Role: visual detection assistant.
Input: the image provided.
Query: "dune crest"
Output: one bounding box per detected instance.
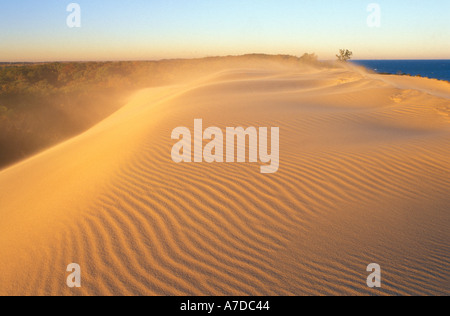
[0,58,449,295]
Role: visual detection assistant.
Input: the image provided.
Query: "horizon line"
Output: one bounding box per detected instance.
[1,54,450,64]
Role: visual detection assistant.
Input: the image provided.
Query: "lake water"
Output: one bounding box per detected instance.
[350,60,450,82]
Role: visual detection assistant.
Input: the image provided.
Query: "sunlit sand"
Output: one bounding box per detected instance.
[0,56,449,295]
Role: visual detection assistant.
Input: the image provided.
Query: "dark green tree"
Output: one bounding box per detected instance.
[336,49,353,62]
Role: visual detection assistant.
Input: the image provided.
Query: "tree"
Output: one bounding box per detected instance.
[336,49,353,62]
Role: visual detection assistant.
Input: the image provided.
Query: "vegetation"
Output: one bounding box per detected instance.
[299,53,319,64]
[336,49,353,62]
[0,61,163,168]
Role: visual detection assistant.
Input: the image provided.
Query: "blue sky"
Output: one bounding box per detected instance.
[0,0,449,61]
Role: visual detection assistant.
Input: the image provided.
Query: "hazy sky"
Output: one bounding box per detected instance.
[0,0,449,61]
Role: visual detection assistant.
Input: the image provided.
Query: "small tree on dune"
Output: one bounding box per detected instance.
[336,49,353,62]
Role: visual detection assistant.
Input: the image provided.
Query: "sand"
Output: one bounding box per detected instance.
[0,57,449,295]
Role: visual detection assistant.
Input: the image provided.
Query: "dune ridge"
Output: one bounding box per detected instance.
[0,58,449,295]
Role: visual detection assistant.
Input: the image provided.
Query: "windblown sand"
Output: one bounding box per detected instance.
[0,58,449,295]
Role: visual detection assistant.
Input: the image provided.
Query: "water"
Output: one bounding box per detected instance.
[350,60,450,82]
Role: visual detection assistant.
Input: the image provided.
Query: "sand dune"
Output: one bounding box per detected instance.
[0,57,449,295]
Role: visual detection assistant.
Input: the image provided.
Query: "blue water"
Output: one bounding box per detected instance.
[350,60,450,82]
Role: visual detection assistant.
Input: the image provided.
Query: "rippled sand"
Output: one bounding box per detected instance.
[0,57,449,295]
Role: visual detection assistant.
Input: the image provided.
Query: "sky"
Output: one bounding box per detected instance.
[0,0,449,61]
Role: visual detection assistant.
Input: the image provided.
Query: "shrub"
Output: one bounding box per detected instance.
[299,53,319,64]
[336,49,353,62]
